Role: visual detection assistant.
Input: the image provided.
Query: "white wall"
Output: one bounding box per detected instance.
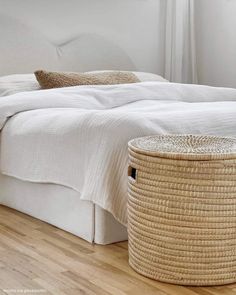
[195,0,236,88]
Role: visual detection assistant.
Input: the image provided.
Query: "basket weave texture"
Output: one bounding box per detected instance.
[128,135,236,286]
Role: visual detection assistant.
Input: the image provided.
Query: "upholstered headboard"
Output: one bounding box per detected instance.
[0,0,165,77]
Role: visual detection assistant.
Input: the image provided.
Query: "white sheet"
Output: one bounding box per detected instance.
[0,82,236,225]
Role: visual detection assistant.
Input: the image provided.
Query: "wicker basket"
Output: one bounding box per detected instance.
[127,134,236,286]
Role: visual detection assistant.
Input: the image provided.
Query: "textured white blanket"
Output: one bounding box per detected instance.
[1,82,236,225]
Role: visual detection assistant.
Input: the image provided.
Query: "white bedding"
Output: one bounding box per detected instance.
[0,82,236,225]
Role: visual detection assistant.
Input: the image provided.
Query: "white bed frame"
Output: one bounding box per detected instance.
[0,0,160,244]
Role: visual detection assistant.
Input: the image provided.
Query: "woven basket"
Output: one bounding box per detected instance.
[127,135,236,286]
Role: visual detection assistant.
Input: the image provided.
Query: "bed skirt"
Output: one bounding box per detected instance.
[0,173,127,244]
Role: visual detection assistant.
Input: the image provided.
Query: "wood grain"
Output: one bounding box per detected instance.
[0,205,236,295]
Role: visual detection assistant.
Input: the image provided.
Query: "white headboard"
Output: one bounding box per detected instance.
[0,0,165,77]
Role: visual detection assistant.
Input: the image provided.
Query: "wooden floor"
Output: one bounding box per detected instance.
[0,206,236,295]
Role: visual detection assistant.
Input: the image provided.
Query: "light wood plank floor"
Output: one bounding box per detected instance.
[0,205,236,295]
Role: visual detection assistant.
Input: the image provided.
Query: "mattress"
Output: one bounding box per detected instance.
[0,173,127,244]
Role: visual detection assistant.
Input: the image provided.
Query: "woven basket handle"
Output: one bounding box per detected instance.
[128,166,137,183]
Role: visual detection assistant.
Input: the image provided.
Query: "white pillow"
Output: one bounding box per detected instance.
[0,74,40,97]
[0,71,168,97]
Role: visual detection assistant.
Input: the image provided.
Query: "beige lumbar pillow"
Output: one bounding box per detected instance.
[34,70,140,89]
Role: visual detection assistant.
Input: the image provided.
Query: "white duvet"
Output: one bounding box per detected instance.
[0,81,236,225]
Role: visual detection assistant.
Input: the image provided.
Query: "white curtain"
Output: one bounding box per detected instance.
[164,0,198,84]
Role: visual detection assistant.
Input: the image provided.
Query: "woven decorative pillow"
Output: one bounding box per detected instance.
[34,70,140,89]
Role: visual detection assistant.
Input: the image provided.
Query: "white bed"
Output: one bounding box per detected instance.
[1,79,236,233]
[0,74,166,245]
[1,3,236,246]
[0,2,167,244]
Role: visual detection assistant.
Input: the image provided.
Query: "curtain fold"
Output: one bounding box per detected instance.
[164,0,198,84]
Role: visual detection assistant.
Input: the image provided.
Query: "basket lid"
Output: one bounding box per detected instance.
[128,135,236,160]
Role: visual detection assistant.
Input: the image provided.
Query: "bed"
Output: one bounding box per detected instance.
[1,4,236,245]
[0,5,166,244]
[0,74,166,245]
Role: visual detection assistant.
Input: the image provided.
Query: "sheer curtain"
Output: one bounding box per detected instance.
[164,0,198,83]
